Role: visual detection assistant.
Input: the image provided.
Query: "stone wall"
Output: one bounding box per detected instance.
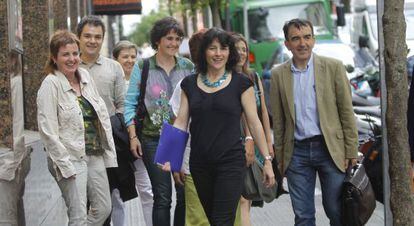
[53,0,69,30]
[22,0,49,130]
[0,1,13,148]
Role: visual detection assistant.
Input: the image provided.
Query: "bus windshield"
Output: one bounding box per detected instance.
[248,2,330,41]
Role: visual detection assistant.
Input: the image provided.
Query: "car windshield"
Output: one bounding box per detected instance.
[248,2,330,41]
[370,9,414,40]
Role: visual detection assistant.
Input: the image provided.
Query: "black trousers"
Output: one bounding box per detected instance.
[190,159,246,226]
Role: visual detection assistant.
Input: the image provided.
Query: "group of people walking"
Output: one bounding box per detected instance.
[1,13,360,226]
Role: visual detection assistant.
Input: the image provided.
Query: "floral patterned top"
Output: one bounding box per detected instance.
[124,55,194,137]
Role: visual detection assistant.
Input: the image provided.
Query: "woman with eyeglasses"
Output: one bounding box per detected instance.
[124,17,194,226]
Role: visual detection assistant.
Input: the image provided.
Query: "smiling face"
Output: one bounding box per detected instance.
[79,24,104,59]
[156,30,182,57]
[284,24,315,66]
[116,48,137,76]
[54,43,80,76]
[205,39,229,72]
[235,40,247,67]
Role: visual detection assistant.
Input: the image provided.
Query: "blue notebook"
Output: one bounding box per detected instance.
[154,122,189,172]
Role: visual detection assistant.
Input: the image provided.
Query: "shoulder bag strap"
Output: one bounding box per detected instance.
[254,72,263,122]
[138,58,150,105]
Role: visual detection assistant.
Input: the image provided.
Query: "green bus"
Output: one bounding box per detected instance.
[226,0,345,75]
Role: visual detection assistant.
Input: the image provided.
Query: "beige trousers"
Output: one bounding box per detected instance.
[48,155,111,226]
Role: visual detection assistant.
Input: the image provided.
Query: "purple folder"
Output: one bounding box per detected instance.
[154,122,189,172]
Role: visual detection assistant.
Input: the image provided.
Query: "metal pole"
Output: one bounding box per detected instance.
[243,0,249,40]
[377,0,392,224]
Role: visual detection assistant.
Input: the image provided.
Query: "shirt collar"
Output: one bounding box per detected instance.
[80,54,103,66]
[291,53,314,73]
[152,54,182,69]
[55,69,89,92]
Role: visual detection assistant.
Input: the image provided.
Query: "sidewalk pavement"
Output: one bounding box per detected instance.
[23,136,384,226]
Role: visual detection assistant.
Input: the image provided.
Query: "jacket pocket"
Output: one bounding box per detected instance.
[58,103,78,122]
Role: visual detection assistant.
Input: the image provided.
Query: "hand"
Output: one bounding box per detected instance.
[157,162,171,172]
[245,139,255,166]
[262,160,276,188]
[344,158,358,169]
[130,137,143,158]
[173,172,186,186]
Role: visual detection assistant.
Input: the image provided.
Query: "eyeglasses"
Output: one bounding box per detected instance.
[165,36,183,42]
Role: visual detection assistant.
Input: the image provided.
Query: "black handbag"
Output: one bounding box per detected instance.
[342,160,376,226]
[135,58,150,139]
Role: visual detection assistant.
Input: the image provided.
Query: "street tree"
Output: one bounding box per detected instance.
[383,0,414,224]
[128,10,168,46]
[209,0,223,28]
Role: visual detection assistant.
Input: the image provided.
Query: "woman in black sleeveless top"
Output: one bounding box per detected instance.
[173,28,275,226]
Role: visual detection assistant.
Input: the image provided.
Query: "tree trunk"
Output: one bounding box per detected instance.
[182,9,188,36]
[167,0,173,16]
[190,0,198,33]
[209,0,222,28]
[383,0,414,224]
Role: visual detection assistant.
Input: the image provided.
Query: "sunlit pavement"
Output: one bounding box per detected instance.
[23,134,384,226]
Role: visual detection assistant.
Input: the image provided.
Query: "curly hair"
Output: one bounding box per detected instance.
[150,17,184,50]
[197,27,239,74]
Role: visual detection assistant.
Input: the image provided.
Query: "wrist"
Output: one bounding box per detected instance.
[264,155,273,162]
[245,136,253,142]
[129,135,137,140]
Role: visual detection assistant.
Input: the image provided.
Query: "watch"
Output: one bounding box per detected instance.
[264,155,273,162]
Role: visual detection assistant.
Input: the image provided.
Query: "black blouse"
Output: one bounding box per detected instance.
[181,72,253,164]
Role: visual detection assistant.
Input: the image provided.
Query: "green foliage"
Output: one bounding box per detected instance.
[128,10,169,47]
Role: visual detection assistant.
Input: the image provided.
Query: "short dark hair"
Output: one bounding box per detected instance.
[150,17,184,50]
[197,27,239,74]
[283,18,314,40]
[112,40,138,59]
[77,15,105,38]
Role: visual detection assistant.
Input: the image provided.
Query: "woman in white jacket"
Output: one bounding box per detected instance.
[37,30,117,226]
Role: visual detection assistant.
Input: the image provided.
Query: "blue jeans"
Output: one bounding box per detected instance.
[142,136,185,226]
[286,139,345,226]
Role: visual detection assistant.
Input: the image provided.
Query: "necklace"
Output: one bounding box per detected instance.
[201,72,228,88]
